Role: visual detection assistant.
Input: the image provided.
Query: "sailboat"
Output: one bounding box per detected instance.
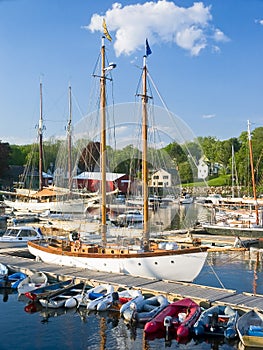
[202,120,263,237]
[3,84,97,215]
[3,82,55,213]
[27,29,208,283]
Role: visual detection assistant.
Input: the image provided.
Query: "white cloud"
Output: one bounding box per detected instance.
[213,28,229,42]
[86,1,228,57]
[202,114,216,119]
[255,19,263,25]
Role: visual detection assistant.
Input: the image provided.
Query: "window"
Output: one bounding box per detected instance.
[20,230,30,237]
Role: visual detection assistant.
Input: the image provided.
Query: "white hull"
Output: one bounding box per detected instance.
[4,199,87,214]
[0,240,33,248]
[0,237,44,248]
[28,243,207,282]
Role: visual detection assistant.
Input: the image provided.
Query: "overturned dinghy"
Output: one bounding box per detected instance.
[0,272,27,289]
[17,271,48,295]
[122,295,169,324]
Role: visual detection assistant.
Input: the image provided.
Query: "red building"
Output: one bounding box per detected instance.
[74,172,132,194]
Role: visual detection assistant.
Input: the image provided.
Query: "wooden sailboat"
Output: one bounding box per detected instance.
[3,84,96,214]
[27,28,208,283]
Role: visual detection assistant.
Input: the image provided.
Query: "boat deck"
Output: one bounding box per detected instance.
[0,247,262,312]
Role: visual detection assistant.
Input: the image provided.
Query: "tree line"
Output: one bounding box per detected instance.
[1,126,263,193]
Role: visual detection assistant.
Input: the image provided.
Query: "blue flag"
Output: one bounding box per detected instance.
[146,39,152,56]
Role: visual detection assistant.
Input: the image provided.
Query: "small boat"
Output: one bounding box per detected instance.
[0,225,43,248]
[86,286,116,312]
[0,272,27,289]
[64,283,114,308]
[144,298,201,342]
[180,194,194,205]
[24,279,73,301]
[117,210,143,225]
[121,294,169,324]
[17,271,48,295]
[236,309,263,348]
[119,290,144,316]
[83,286,141,312]
[0,262,8,278]
[117,289,143,307]
[39,282,86,309]
[193,304,239,339]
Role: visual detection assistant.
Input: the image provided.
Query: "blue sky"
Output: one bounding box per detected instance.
[1,0,263,145]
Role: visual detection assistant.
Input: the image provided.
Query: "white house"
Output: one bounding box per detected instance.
[150,168,172,188]
[198,157,209,179]
[197,156,221,179]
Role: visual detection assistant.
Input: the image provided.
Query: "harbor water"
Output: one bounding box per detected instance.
[0,204,262,349]
[1,251,261,350]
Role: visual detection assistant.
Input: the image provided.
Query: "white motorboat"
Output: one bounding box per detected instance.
[117,210,143,225]
[0,225,44,248]
[179,194,194,205]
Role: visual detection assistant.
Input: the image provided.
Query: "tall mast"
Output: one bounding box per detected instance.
[231,144,234,198]
[100,36,107,246]
[247,120,259,225]
[142,55,149,251]
[67,85,72,191]
[38,82,43,191]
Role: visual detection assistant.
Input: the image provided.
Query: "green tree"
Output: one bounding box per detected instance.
[178,161,193,184]
[0,141,11,177]
[197,136,218,163]
[163,142,187,166]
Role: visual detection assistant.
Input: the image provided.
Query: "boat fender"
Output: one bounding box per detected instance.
[74,240,81,250]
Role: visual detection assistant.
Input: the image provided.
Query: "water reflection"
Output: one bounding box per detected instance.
[0,289,249,350]
[195,250,263,294]
[149,203,210,232]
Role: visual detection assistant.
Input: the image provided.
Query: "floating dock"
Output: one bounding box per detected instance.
[0,247,262,312]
